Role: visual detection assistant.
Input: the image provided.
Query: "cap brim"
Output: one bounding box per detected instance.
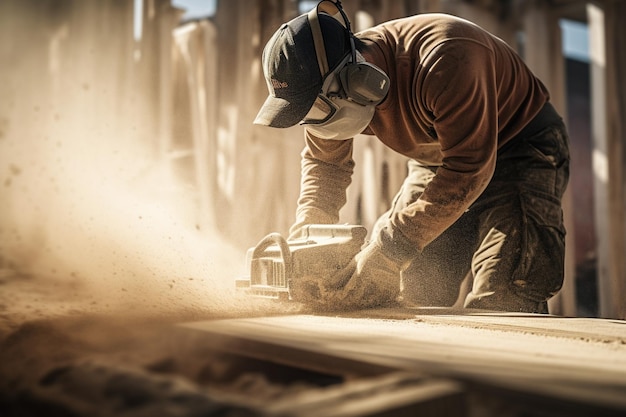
[254,90,318,128]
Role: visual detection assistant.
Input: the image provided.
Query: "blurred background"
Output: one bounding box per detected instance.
[0,0,624,319]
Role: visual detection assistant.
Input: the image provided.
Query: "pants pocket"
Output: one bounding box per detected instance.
[523,125,570,197]
[515,190,566,301]
[469,190,565,310]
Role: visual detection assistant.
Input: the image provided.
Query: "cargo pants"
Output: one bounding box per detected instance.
[374,103,570,313]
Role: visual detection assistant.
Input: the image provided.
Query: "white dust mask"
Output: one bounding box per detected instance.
[304,95,375,140]
[301,51,380,140]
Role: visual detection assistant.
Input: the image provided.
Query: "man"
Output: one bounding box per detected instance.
[254,0,570,313]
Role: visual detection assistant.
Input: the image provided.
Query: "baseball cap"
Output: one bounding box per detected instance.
[254,12,351,128]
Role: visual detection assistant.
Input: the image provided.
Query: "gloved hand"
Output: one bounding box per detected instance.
[307,241,404,311]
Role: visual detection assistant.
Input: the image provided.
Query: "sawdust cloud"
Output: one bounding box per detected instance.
[0,127,263,322]
[1,143,249,320]
[0,6,297,416]
[0,3,287,327]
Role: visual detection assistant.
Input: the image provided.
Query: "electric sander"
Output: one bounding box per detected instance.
[235,224,367,301]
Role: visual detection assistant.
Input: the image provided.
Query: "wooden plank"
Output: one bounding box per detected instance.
[178,310,626,414]
[264,373,465,417]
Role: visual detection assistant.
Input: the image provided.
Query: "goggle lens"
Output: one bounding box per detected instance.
[301,95,337,125]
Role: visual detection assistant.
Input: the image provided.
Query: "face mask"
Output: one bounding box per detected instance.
[301,51,381,140]
[304,96,375,140]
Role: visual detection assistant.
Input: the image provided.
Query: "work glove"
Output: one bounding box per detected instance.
[305,241,404,311]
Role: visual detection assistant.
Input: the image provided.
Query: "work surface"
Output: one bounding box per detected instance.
[178,308,626,416]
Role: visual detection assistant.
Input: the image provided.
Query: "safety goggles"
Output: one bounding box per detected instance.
[300,52,354,126]
[300,94,338,125]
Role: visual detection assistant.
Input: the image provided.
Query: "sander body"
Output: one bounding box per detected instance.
[235,224,367,301]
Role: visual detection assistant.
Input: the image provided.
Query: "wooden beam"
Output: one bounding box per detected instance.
[588,1,626,319]
[178,312,626,415]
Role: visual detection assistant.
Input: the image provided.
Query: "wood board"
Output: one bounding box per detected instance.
[177,308,626,416]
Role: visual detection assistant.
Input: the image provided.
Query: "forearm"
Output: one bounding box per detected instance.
[290,135,355,237]
[377,162,493,261]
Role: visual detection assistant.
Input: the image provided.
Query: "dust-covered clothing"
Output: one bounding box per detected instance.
[293,13,551,255]
[290,13,570,312]
[376,103,569,312]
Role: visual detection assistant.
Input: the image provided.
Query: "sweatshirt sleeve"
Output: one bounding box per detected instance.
[289,131,355,238]
[379,40,498,259]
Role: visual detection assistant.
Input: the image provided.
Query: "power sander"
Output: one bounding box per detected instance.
[235,224,367,301]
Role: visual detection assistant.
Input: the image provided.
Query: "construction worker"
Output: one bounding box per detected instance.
[254,1,570,313]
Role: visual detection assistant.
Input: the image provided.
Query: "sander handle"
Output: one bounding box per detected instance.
[251,233,292,279]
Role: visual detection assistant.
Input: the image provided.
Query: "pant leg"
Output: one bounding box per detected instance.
[372,160,476,306]
[464,119,570,313]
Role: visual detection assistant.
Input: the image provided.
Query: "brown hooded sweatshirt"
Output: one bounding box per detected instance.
[293,13,549,259]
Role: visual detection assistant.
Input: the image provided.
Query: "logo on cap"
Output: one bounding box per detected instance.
[271,79,288,89]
